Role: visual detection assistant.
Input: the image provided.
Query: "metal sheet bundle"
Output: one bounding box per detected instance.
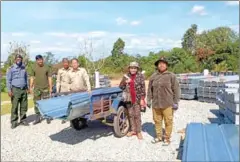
[182,123,239,162]
[36,87,122,120]
[216,84,239,125]
[198,75,239,103]
[178,75,210,100]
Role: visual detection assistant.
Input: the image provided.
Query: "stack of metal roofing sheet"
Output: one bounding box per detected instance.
[210,71,239,76]
[182,123,239,162]
[198,75,239,103]
[99,75,111,88]
[36,87,122,120]
[216,83,239,125]
[178,75,209,100]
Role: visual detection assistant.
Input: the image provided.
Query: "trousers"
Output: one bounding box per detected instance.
[11,87,28,124]
[152,107,173,140]
[127,103,142,133]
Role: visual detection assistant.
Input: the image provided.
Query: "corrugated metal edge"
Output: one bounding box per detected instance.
[182,123,239,162]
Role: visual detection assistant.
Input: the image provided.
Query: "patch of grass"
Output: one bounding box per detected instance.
[1,92,10,102]
[1,100,34,115]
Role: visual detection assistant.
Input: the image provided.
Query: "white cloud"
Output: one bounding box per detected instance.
[225,1,239,6]
[116,17,128,25]
[191,5,208,16]
[230,25,239,32]
[130,21,141,26]
[11,32,28,37]
[55,42,63,46]
[30,47,74,53]
[30,40,41,44]
[1,31,181,61]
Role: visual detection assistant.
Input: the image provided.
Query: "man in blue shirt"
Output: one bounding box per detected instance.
[6,54,29,129]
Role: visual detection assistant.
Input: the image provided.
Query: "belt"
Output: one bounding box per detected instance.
[12,86,27,90]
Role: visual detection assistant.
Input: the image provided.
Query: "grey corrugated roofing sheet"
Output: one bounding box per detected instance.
[182,123,239,162]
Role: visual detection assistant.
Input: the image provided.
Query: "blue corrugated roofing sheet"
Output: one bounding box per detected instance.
[182,123,239,162]
[36,87,122,119]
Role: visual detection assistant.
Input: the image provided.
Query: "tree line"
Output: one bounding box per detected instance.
[1,24,239,82]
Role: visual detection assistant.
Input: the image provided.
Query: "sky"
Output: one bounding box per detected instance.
[1,1,239,61]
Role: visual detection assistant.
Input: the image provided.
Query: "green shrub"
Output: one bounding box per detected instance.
[1,77,7,92]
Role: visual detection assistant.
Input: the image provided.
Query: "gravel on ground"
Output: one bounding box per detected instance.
[1,100,223,161]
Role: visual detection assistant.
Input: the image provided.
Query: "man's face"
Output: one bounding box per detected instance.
[71,60,79,69]
[63,60,69,69]
[158,61,167,72]
[36,58,44,66]
[15,57,22,64]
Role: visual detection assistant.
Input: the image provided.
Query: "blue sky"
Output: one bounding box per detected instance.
[1,1,239,61]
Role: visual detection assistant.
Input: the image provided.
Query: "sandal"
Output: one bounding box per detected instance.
[137,133,143,140]
[151,138,162,144]
[127,131,136,137]
[162,139,171,146]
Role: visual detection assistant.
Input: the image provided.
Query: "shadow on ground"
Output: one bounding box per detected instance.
[25,114,37,124]
[176,137,184,160]
[142,122,165,138]
[49,120,113,145]
[208,109,225,124]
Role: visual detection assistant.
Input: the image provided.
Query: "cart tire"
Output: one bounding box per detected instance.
[113,106,130,137]
[70,118,88,131]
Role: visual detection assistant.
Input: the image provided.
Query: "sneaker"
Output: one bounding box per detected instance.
[19,120,29,126]
[11,123,18,129]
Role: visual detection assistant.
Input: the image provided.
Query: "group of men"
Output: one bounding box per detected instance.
[6,53,180,144]
[6,54,91,129]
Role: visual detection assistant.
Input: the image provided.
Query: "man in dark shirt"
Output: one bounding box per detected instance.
[29,55,52,125]
[6,54,29,129]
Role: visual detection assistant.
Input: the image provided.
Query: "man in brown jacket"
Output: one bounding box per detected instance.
[147,57,180,145]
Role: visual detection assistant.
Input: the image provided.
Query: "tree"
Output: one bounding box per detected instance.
[5,41,30,68]
[181,24,198,54]
[196,27,238,50]
[78,38,106,75]
[43,52,59,66]
[111,38,125,58]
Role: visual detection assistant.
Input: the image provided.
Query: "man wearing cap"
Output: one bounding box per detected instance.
[56,58,72,93]
[147,57,180,145]
[67,58,91,92]
[29,55,53,125]
[6,54,29,129]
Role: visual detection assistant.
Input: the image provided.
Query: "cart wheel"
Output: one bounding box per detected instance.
[70,118,88,131]
[113,106,130,137]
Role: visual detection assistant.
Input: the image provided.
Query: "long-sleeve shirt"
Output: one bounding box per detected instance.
[147,70,180,109]
[67,67,91,91]
[6,64,28,92]
[56,67,72,93]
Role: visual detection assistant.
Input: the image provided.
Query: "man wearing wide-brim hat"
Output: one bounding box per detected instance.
[147,57,180,145]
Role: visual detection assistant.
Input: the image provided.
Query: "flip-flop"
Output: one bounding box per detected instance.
[162,139,171,146]
[127,132,137,137]
[151,138,162,144]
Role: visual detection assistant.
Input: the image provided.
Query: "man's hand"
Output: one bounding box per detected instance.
[88,90,92,95]
[30,88,33,94]
[8,91,13,97]
[173,103,178,110]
